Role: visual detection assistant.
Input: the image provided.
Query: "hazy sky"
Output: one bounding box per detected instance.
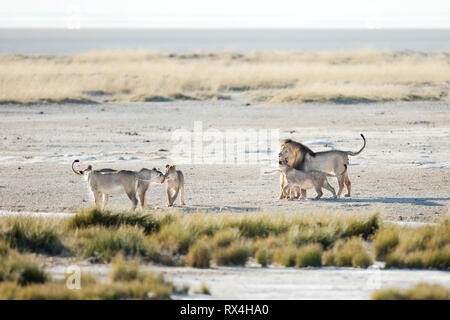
[1,0,449,28]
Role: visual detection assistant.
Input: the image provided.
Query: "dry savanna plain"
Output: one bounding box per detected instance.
[0,50,449,300]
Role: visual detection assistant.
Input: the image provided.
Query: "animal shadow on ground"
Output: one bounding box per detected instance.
[328,197,450,207]
[177,205,260,213]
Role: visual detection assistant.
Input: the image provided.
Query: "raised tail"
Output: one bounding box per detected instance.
[71,160,83,176]
[346,134,366,156]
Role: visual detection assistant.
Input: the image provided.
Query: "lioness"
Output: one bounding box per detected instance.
[164,164,185,207]
[279,160,347,200]
[278,134,365,199]
[72,160,164,210]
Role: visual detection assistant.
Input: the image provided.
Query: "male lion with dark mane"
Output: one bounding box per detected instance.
[278,134,366,199]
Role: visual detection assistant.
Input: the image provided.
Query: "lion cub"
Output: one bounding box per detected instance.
[279,160,347,200]
[164,164,185,207]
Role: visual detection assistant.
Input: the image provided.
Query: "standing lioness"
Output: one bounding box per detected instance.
[279,134,365,199]
[72,160,164,210]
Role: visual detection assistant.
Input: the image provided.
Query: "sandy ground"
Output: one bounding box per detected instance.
[2,99,449,299]
[1,99,449,222]
[45,262,450,300]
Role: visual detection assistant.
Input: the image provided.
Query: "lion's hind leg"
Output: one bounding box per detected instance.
[137,182,149,210]
[344,172,351,197]
[93,191,102,207]
[179,181,185,205]
[126,191,139,211]
[336,175,345,198]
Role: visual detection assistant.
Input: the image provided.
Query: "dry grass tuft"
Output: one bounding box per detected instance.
[0,216,65,255]
[255,248,271,267]
[296,244,323,267]
[187,240,212,268]
[194,283,211,295]
[323,237,373,268]
[70,208,161,234]
[74,226,148,262]
[214,242,251,266]
[372,283,450,300]
[375,220,450,269]
[0,246,47,285]
[110,252,141,282]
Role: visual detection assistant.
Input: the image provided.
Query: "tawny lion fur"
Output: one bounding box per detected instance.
[72,160,164,210]
[164,164,185,207]
[278,134,366,199]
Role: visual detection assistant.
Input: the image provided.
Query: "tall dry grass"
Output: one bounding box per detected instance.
[1,210,447,270]
[0,50,448,104]
[372,283,450,300]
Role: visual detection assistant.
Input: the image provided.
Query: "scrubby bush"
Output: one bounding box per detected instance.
[373,225,399,259]
[70,208,160,234]
[214,242,251,266]
[156,222,198,254]
[75,226,147,262]
[233,216,288,238]
[255,248,271,267]
[110,253,140,281]
[379,220,450,270]
[187,240,212,268]
[0,249,47,285]
[372,283,450,300]
[296,244,322,267]
[0,216,65,255]
[212,228,239,248]
[0,273,174,300]
[273,246,298,267]
[323,237,373,268]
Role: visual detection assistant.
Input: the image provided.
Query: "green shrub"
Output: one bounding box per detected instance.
[214,242,251,266]
[212,228,239,248]
[255,248,271,267]
[296,244,322,267]
[372,283,450,300]
[156,222,198,254]
[385,246,450,269]
[289,225,336,248]
[187,240,212,268]
[373,225,399,259]
[273,246,298,267]
[0,249,47,285]
[70,208,160,234]
[0,274,174,300]
[323,237,373,268]
[1,216,65,255]
[234,216,288,238]
[110,253,140,281]
[380,220,450,270]
[75,226,147,262]
[340,213,380,239]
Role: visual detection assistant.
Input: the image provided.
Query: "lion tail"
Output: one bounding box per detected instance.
[71,160,83,176]
[346,134,366,156]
